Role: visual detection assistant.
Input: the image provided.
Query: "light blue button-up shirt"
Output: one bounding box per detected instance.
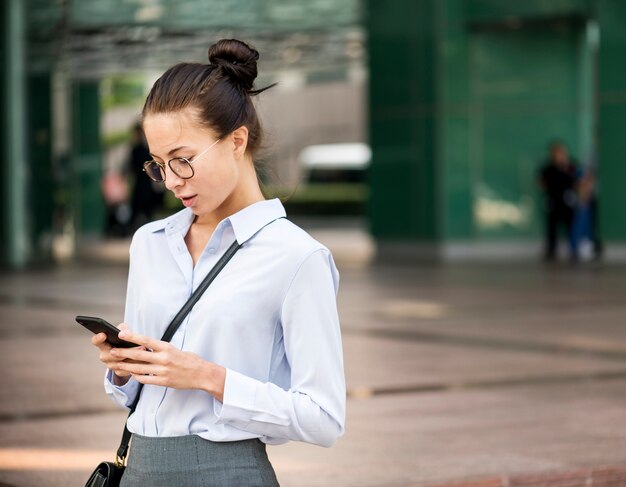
[104,198,345,447]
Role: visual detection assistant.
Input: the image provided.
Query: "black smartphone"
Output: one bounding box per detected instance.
[75,315,137,348]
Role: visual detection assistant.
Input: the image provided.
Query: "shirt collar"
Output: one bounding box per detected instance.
[152,198,286,244]
[155,207,195,236]
[227,198,286,244]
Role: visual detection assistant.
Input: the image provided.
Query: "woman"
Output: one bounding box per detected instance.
[91,39,346,486]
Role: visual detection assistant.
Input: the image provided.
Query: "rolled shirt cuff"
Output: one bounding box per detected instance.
[104,368,140,409]
[213,368,257,422]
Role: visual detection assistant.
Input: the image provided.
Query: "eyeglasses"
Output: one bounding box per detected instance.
[143,138,221,182]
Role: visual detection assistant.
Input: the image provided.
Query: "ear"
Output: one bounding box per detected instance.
[230,126,249,158]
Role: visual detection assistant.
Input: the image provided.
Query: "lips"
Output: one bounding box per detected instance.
[179,195,197,207]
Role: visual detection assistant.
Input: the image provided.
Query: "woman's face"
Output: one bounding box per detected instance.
[142,108,242,219]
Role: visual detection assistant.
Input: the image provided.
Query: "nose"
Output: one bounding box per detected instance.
[164,165,185,191]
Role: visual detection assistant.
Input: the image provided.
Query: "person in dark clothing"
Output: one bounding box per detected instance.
[538,141,578,261]
[129,124,164,231]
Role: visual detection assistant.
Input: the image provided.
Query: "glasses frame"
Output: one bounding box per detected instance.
[143,138,221,182]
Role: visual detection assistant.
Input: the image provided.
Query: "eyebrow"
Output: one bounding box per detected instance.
[149,146,189,159]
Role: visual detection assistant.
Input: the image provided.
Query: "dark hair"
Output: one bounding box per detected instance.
[142,39,275,157]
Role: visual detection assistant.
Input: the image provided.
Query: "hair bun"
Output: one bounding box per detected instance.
[208,39,259,92]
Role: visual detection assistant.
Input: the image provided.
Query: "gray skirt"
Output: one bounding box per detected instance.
[120,434,280,487]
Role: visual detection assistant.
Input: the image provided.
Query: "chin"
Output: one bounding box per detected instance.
[191,202,218,217]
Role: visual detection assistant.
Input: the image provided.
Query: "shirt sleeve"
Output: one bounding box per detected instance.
[103,234,142,409]
[104,369,140,409]
[213,248,346,447]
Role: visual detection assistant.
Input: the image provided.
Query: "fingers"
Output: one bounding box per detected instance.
[111,346,211,391]
[111,347,161,364]
[91,325,147,376]
[117,361,160,376]
[112,368,132,378]
[91,324,137,352]
[91,332,111,351]
[115,361,169,386]
[90,325,166,384]
[118,329,165,351]
[131,373,167,387]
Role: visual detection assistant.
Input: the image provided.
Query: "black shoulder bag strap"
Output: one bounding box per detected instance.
[114,240,242,465]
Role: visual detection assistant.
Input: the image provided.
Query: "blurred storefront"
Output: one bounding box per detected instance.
[3,1,626,267]
[368,0,626,260]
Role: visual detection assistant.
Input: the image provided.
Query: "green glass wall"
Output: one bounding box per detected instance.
[465,0,590,21]
[367,0,624,251]
[367,0,439,242]
[72,81,104,235]
[597,0,626,240]
[468,25,582,239]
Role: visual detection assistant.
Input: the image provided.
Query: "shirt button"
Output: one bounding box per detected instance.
[208,248,216,254]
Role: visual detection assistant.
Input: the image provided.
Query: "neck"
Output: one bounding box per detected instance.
[193,162,265,228]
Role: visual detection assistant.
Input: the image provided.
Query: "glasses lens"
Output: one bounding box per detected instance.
[169,158,194,179]
[144,161,165,182]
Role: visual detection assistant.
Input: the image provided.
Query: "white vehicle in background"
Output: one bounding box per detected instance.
[288,142,371,216]
[298,143,371,184]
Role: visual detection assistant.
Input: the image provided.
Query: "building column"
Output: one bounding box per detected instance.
[1,0,29,268]
[366,0,440,259]
[597,0,626,241]
[72,80,104,236]
[28,74,55,263]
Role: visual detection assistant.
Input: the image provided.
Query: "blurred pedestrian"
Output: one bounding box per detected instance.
[101,169,130,238]
[537,140,578,261]
[90,38,345,486]
[129,123,163,231]
[572,162,602,261]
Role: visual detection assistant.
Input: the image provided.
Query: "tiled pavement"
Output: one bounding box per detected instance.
[1,231,626,486]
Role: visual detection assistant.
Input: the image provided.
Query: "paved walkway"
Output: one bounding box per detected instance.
[1,231,626,486]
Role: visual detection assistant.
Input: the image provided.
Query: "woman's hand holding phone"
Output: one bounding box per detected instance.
[89,322,225,400]
[108,329,227,401]
[91,323,148,387]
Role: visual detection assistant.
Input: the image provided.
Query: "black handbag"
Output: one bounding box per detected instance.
[85,461,124,487]
[85,241,242,487]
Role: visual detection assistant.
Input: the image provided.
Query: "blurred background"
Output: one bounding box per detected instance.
[3,0,625,267]
[2,0,370,267]
[3,1,626,486]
